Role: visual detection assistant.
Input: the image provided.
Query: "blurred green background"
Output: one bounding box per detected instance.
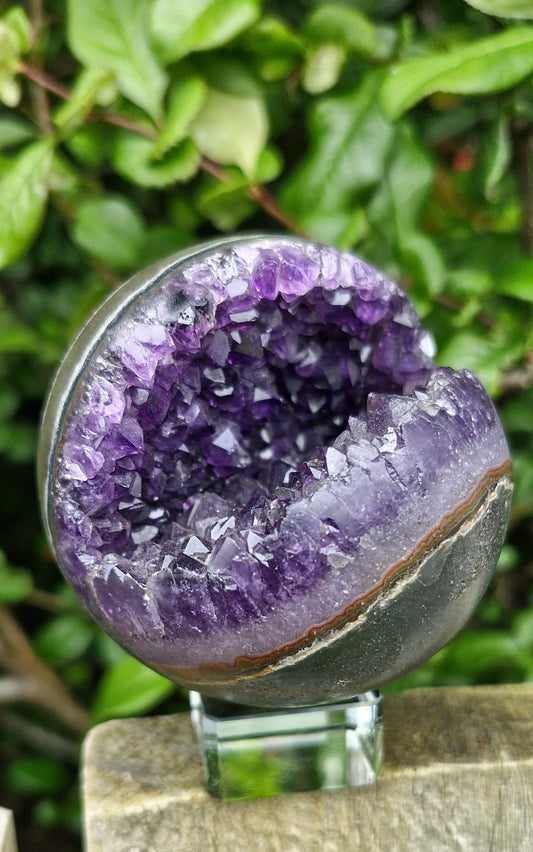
[1,0,533,847]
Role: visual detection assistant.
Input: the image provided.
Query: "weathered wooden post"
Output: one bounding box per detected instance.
[82,683,533,852]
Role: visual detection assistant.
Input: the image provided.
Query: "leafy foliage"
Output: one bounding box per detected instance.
[2,0,533,846]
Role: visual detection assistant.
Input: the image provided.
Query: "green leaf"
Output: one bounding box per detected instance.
[3,7,31,53]
[511,450,533,516]
[113,133,199,187]
[442,630,526,678]
[513,609,533,652]
[151,0,260,64]
[66,0,167,121]
[281,72,393,242]
[381,27,533,120]
[302,44,346,95]
[153,75,207,159]
[189,87,268,177]
[34,614,94,664]
[240,17,302,82]
[0,139,54,269]
[7,758,68,796]
[501,393,533,434]
[92,654,176,723]
[71,195,145,272]
[66,125,112,169]
[0,17,23,106]
[368,123,433,240]
[140,224,195,265]
[461,0,533,17]
[0,550,33,603]
[496,259,533,302]
[0,115,34,147]
[194,168,253,231]
[54,66,115,135]
[436,330,510,395]
[303,4,376,56]
[400,233,445,297]
[0,421,36,462]
[254,146,283,184]
[480,115,512,199]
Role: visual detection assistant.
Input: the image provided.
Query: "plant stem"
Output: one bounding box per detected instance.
[27,0,53,135]
[0,606,89,734]
[249,184,307,237]
[17,63,303,235]
[0,710,79,761]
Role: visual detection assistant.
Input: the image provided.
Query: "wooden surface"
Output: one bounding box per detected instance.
[0,809,17,852]
[83,683,533,852]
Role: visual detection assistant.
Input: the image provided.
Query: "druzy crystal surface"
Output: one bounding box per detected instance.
[43,237,511,701]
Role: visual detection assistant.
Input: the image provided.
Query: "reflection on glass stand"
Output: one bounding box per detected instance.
[190,690,384,801]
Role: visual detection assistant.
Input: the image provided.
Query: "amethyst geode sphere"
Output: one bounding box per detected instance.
[38,236,512,706]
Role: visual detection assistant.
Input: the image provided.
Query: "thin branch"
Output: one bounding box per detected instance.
[249,184,307,237]
[26,587,70,613]
[91,110,155,139]
[199,156,232,184]
[0,710,78,761]
[27,0,53,135]
[17,62,304,235]
[200,157,307,235]
[17,60,70,100]
[500,351,533,393]
[0,675,37,703]
[433,293,494,329]
[0,606,89,734]
[18,61,156,139]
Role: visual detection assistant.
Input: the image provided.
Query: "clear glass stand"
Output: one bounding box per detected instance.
[190,690,384,800]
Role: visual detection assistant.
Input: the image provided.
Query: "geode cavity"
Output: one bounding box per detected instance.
[38,236,512,706]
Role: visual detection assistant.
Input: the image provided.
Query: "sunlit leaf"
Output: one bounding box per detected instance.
[153,75,207,159]
[479,115,512,199]
[151,0,259,64]
[0,549,33,603]
[190,87,268,177]
[67,0,167,120]
[92,654,176,723]
[303,4,376,55]
[54,66,115,134]
[34,614,94,664]
[0,139,54,269]
[436,330,502,394]
[3,6,31,53]
[381,27,533,120]
[462,0,533,17]
[497,259,533,302]
[302,44,346,94]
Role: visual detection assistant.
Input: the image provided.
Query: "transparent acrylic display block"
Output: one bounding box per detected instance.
[190,690,384,800]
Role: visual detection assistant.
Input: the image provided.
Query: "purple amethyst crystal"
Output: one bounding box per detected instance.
[39,236,512,706]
